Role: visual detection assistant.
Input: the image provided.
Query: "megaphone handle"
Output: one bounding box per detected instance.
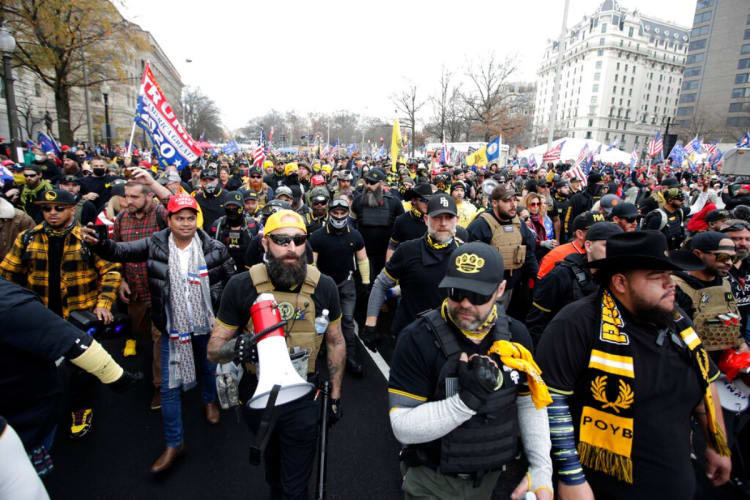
[249,320,288,344]
[249,384,281,465]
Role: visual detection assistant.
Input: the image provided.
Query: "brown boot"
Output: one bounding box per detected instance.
[150,391,161,411]
[150,444,185,473]
[204,402,220,425]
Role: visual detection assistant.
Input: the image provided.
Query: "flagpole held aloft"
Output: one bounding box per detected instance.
[126,121,136,157]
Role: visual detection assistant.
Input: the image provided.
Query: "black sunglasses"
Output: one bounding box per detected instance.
[250,175,262,179]
[268,233,307,246]
[24,173,39,178]
[364,179,378,185]
[447,287,494,306]
[418,197,430,204]
[42,205,69,213]
[311,199,328,206]
[624,217,638,223]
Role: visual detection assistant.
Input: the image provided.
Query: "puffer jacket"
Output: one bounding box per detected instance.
[94,228,235,333]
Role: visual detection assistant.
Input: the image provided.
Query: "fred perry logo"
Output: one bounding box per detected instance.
[456,253,484,273]
[45,191,57,201]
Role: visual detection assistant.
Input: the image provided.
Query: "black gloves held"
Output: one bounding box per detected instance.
[109,370,143,393]
[234,334,258,363]
[457,355,501,412]
[360,325,379,352]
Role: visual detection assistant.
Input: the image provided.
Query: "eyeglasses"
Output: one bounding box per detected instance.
[268,233,307,247]
[709,252,734,263]
[447,287,494,306]
[23,173,39,178]
[364,179,378,185]
[311,199,328,206]
[250,175,262,179]
[418,197,430,204]
[623,217,638,223]
[41,205,69,213]
[528,202,541,207]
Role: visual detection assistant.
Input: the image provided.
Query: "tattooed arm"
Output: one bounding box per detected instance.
[325,320,346,399]
[207,322,238,364]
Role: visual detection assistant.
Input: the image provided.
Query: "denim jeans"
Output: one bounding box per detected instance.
[159,333,217,447]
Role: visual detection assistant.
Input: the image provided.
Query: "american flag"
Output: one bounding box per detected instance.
[647,132,663,158]
[629,148,639,171]
[704,141,718,157]
[253,128,266,167]
[569,145,590,187]
[542,141,565,163]
[684,135,702,155]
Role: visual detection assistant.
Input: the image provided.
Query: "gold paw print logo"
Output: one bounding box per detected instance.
[455,253,484,273]
[591,375,633,413]
[45,191,57,201]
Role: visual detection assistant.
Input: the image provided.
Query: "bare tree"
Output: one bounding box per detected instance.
[463,54,520,142]
[392,82,426,156]
[16,95,44,140]
[673,108,727,143]
[181,86,223,141]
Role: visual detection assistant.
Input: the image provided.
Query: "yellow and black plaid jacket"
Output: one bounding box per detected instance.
[0,223,121,319]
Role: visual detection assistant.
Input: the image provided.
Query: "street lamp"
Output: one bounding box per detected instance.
[101,81,111,152]
[0,24,19,162]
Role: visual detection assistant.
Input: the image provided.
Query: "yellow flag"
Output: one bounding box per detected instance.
[466,146,488,167]
[391,119,401,172]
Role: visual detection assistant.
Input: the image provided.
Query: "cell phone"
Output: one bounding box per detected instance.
[93,224,109,240]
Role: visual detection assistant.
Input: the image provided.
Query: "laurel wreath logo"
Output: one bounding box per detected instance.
[591,375,634,413]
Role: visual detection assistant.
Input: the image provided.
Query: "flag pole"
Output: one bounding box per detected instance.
[126,121,136,157]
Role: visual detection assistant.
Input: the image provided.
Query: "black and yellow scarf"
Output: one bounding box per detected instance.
[578,290,729,484]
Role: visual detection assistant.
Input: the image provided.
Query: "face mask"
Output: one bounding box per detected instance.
[329,214,348,230]
[225,206,243,220]
[93,168,106,176]
[204,181,218,195]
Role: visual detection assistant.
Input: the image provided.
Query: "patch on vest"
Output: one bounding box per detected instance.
[277,301,303,321]
[700,293,710,305]
[502,225,514,232]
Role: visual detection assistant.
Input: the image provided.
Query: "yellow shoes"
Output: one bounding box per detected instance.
[70,409,93,439]
[123,339,137,357]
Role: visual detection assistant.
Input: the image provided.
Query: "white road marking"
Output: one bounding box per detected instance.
[354,323,389,380]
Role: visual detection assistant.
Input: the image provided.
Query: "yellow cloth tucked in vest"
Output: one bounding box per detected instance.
[488,340,553,410]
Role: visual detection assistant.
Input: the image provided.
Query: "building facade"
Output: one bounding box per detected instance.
[532,0,689,152]
[0,14,182,149]
[677,0,750,139]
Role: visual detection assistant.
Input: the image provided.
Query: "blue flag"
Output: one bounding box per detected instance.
[222,139,239,155]
[738,132,750,148]
[486,136,501,162]
[37,132,60,155]
[668,142,685,165]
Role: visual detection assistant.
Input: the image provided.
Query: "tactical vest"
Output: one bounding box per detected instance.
[73,198,87,224]
[650,208,684,250]
[361,198,396,227]
[479,212,526,271]
[417,309,519,475]
[557,258,595,301]
[672,276,741,351]
[248,264,322,373]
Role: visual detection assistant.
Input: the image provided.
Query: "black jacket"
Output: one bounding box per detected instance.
[94,228,235,333]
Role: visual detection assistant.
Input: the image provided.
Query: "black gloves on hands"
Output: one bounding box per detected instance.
[360,325,379,352]
[108,370,143,393]
[328,398,342,427]
[234,334,258,363]
[457,355,501,412]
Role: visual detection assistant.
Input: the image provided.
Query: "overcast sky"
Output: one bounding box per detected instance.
[119,0,696,131]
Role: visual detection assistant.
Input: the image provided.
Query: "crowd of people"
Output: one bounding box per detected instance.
[1,140,749,500]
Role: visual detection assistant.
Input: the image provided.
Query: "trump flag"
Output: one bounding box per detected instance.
[135,63,202,170]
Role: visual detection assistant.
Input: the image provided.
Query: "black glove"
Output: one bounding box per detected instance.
[457,355,500,412]
[328,398,342,427]
[360,325,379,352]
[108,370,143,393]
[234,334,258,363]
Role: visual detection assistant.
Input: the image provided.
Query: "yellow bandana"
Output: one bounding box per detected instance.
[488,340,552,409]
[441,299,497,341]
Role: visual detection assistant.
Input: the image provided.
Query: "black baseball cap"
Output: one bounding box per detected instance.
[611,202,638,219]
[689,231,735,252]
[224,191,244,207]
[59,175,80,185]
[705,209,730,224]
[34,188,75,205]
[243,190,258,201]
[439,242,504,295]
[572,211,606,232]
[427,193,458,217]
[364,167,386,182]
[404,182,433,201]
[585,222,623,242]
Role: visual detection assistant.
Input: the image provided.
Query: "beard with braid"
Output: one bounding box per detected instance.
[266,248,307,290]
[362,185,384,208]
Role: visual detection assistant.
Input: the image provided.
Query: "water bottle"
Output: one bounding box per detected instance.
[314,309,330,335]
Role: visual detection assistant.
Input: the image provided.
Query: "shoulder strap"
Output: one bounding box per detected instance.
[559,259,588,287]
[249,263,274,293]
[671,275,702,308]
[420,309,461,358]
[301,265,321,295]
[479,211,501,231]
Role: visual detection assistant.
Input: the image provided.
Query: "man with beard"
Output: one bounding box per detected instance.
[1,188,122,440]
[467,184,538,309]
[263,159,287,190]
[552,180,572,242]
[527,222,622,345]
[209,191,258,272]
[564,172,605,240]
[386,183,432,261]
[310,198,369,375]
[350,167,404,278]
[387,241,553,499]
[79,156,115,212]
[304,187,329,233]
[20,165,53,223]
[82,193,235,473]
[61,151,81,176]
[207,209,345,500]
[194,168,230,231]
[58,175,97,226]
[451,181,476,229]
[643,187,686,251]
[362,193,462,351]
[333,169,354,200]
[537,230,731,499]
[722,220,750,335]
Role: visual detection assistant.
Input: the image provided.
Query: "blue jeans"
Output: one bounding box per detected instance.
[159,333,217,447]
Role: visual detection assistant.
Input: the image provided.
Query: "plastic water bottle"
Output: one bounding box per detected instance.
[314,309,330,335]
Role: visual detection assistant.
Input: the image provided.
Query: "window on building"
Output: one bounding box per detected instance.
[736,73,750,84]
[694,11,712,24]
[745,29,750,40]
[595,61,602,70]
[613,86,617,93]
[598,49,604,56]
[617,62,621,70]
[614,74,619,82]
[34,82,41,97]
[594,72,601,81]
[686,53,705,64]
[743,44,750,55]
[684,66,701,77]
[628,27,634,37]
[689,39,707,51]
[591,95,598,104]
[696,0,713,8]
[728,117,750,127]
[588,119,593,127]
[691,26,710,38]
[732,88,750,98]
[600,38,605,46]
[729,102,747,112]
[586,131,592,139]
[592,84,599,93]
[602,23,607,34]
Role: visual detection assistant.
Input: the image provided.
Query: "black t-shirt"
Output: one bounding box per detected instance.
[47,235,65,317]
[79,174,117,211]
[536,291,719,500]
[391,211,426,245]
[216,267,341,333]
[195,189,230,231]
[728,258,750,332]
[385,237,460,336]
[210,216,255,272]
[308,224,364,284]
[389,312,532,403]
